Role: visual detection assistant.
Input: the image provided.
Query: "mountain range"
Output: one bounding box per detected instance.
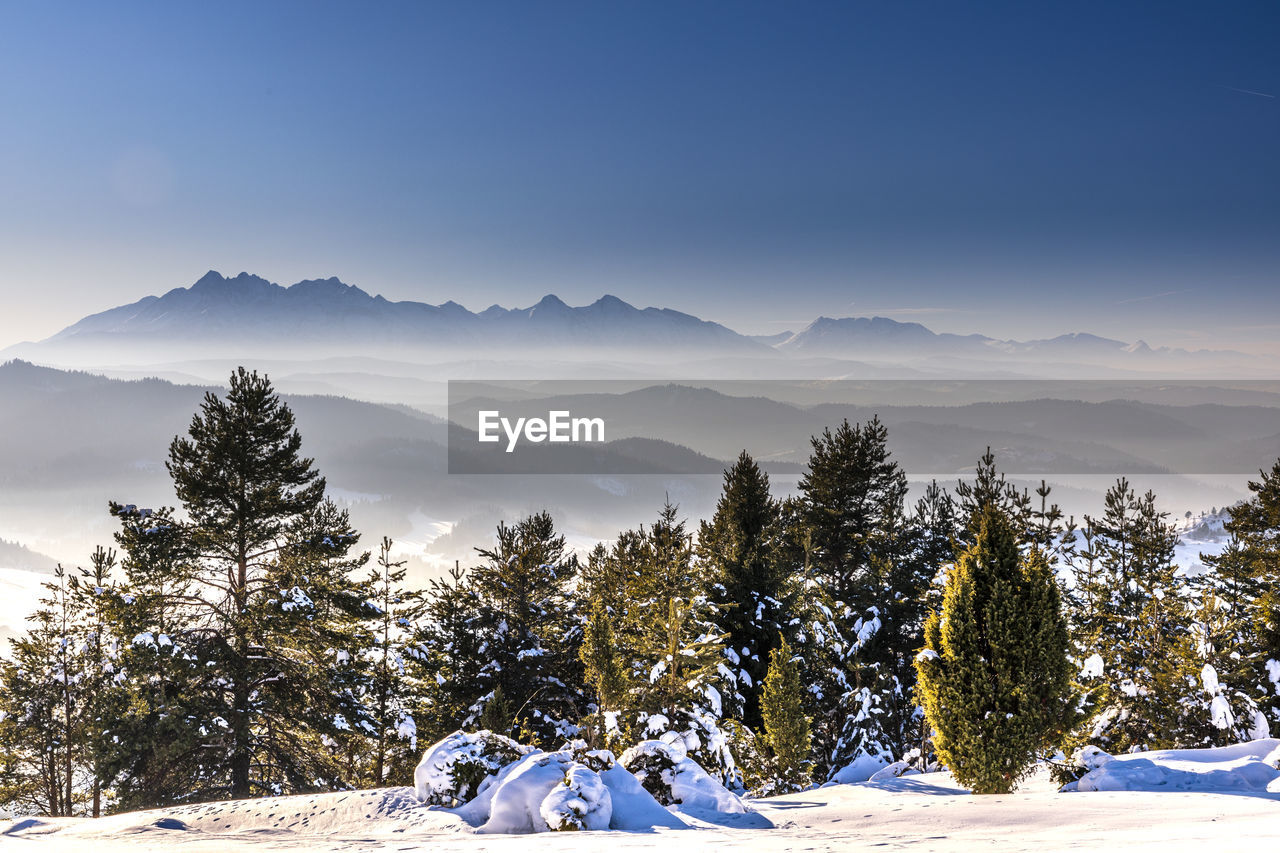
[33,271,760,354]
[4,270,1275,376]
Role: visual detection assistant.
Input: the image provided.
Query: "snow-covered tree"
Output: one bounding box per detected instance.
[358,537,427,786]
[107,368,377,802]
[1068,479,1212,751]
[797,417,926,771]
[0,567,88,816]
[697,451,787,730]
[582,501,738,785]
[1198,456,1280,734]
[466,512,584,746]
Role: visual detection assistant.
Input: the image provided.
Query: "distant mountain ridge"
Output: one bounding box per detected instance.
[8,270,1272,374]
[42,271,762,353]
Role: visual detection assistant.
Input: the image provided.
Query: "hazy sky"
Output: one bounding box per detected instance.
[1,1,1277,352]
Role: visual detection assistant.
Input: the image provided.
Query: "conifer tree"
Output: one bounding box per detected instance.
[1068,478,1203,751]
[579,601,628,747]
[759,637,812,793]
[66,547,119,817]
[797,417,926,770]
[585,501,737,783]
[360,537,426,786]
[1200,456,1280,733]
[464,511,584,746]
[697,451,786,730]
[108,367,375,801]
[915,504,1074,794]
[412,561,486,741]
[0,567,85,816]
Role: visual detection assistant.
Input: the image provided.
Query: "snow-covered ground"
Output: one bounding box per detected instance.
[7,747,1279,852]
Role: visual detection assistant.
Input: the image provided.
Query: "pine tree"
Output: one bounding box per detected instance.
[697,451,786,730]
[439,512,583,747]
[66,546,119,817]
[915,504,1074,794]
[759,637,812,793]
[1199,456,1280,733]
[360,537,427,786]
[584,501,737,783]
[579,601,628,747]
[797,417,924,771]
[1068,478,1202,751]
[108,367,375,801]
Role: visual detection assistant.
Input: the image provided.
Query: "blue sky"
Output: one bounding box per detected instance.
[1,1,1277,351]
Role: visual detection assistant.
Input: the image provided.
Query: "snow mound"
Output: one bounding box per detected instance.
[618,739,753,817]
[1062,738,1280,794]
[414,729,535,806]
[413,733,726,833]
[540,760,614,831]
[826,750,893,784]
[453,748,691,833]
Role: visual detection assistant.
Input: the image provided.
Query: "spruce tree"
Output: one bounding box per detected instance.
[759,637,813,793]
[697,450,786,730]
[915,504,1073,794]
[797,417,926,771]
[462,512,583,746]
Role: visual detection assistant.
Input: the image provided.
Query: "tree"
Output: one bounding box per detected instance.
[412,561,486,742]
[915,504,1074,794]
[1200,456,1280,733]
[66,547,119,817]
[697,451,786,730]
[1068,479,1205,751]
[954,448,1033,544]
[109,367,374,801]
[466,512,583,746]
[797,417,924,771]
[0,567,85,816]
[582,501,737,784]
[361,537,427,787]
[579,601,628,748]
[759,637,813,793]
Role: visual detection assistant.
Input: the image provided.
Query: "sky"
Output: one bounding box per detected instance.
[0,0,1277,352]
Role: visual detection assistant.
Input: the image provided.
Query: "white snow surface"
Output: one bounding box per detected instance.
[1064,738,1280,794]
[6,759,1280,851]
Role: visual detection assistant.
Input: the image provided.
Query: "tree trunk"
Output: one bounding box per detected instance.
[230,554,252,799]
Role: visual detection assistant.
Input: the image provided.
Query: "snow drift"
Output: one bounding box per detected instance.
[414,730,756,833]
[1062,738,1280,794]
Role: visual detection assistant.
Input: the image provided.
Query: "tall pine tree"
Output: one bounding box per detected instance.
[109,367,376,801]
[697,451,786,731]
